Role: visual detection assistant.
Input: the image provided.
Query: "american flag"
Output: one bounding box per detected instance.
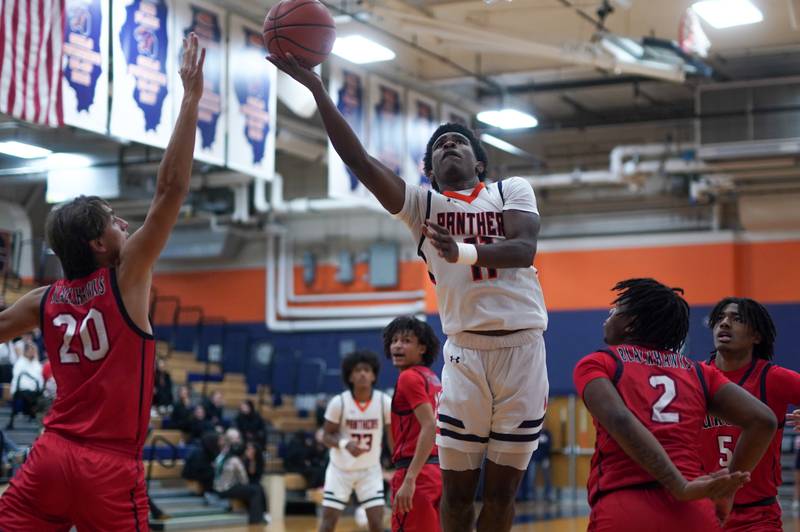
[0,0,65,127]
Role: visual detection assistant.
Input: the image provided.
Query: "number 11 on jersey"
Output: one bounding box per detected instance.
[463,236,496,281]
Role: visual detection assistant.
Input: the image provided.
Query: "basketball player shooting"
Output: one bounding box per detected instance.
[268,52,549,532]
[0,34,205,531]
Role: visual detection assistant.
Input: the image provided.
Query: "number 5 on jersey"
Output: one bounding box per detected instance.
[52,309,110,363]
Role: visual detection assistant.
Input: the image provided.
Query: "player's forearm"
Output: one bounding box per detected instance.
[155,95,200,200]
[475,239,537,268]
[321,431,342,449]
[603,409,687,493]
[728,416,777,473]
[404,422,435,482]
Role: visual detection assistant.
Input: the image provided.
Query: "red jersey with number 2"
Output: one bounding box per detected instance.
[573,345,729,505]
[391,366,442,464]
[41,267,156,457]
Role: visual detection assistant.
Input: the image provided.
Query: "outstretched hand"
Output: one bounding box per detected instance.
[266,52,322,91]
[422,222,459,263]
[671,468,750,502]
[179,32,206,102]
[786,409,800,429]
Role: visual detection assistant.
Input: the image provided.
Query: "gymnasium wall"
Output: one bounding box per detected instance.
[152,232,800,395]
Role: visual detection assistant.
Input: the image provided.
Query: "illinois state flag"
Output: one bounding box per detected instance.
[0,0,65,127]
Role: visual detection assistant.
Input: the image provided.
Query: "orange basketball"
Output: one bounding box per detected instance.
[263,0,337,68]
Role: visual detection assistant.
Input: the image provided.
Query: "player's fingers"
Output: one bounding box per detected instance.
[188,33,197,68]
[196,48,206,72]
[426,221,450,235]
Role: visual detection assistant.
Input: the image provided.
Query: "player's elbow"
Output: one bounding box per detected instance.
[156,174,190,201]
[748,406,777,437]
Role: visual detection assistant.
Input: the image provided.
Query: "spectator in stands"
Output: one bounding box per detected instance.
[188,404,215,443]
[182,432,222,494]
[284,429,327,488]
[5,338,43,430]
[38,357,56,416]
[0,309,14,383]
[214,438,268,524]
[171,385,193,432]
[153,358,174,415]
[243,441,265,485]
[235,400,266,444]
[204,390,227,429]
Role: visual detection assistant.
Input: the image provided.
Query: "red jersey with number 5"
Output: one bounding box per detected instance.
[573,345,729,505]
[41,267,155,457]
[699,357,800,507]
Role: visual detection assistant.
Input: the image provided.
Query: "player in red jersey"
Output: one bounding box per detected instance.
[574,279,777,532]
[383,316,443,532]
[0,35,205,531]
[699,297,800,531]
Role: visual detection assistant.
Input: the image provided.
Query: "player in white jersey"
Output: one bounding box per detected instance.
[319,350,393,532]
[268,53,548,532]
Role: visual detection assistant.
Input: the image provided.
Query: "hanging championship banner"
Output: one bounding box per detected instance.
[404,91,438,188]
[173,0,226,165]
[441,103,471,128]
[62,0,109,134]
[368,76,405,182]
[327,62,368,198]
[110,0,174,148]
[227,15,277,179]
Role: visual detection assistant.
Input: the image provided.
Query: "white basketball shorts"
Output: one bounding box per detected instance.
[436,329,548,459]
[322,463,385,511]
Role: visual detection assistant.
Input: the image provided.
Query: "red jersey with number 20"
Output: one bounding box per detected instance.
[41,267,156,457]
[573,345,729,505]
[391,366,442,465]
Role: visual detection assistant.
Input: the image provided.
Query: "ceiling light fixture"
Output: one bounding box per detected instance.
[691,0,764,29]
[480,134,530,157]
[0,140,53,159]
[332,35,395,64]
[477,109,538,130]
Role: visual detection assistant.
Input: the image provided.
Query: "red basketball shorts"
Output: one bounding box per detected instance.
[589,486,722,532]
[391,463,442,532]
[0,431,148,531]
[723,502,782,531]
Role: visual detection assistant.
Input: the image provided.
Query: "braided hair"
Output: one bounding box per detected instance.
[612,278,690,353]
[708,297,776,360]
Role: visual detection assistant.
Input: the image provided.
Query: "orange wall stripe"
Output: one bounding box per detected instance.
[153,268,265,323]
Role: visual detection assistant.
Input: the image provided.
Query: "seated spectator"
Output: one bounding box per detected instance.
[182,432,222,494]
[5,338,43,430]
[235,400,266,444]
[38,358,57,416]
[187,405,215,443]
[204,390,227,429]
[214,440,268,524]
[171,385,193,432]
[243,441,265,485]
[283,430,326,488]
[0,313,14,383]
[153,358,174,415]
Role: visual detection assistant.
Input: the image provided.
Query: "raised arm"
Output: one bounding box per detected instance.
[709,382,777,473]
[0,286,49,343]
[267,53,405,214]
[117,34,205,329]
[583,378,749,501]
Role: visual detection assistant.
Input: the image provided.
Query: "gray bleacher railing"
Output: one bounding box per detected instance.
[145,433,181,493]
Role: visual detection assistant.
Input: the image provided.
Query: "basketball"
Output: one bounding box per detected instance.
[262,0,336,68]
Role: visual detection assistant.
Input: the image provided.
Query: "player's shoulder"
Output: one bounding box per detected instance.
[397,366,431,389]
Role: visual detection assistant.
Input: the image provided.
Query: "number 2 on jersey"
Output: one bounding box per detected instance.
[52,309,110,363]
[463,236,496,281]
[649,375,680,423]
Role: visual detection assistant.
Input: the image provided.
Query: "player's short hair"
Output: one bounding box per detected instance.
[45,195,112,280]
[382,316,441,367]
[341,349,380,391]
[708,297,776,360]
[423,123,488,190]
[612,278,690,353]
